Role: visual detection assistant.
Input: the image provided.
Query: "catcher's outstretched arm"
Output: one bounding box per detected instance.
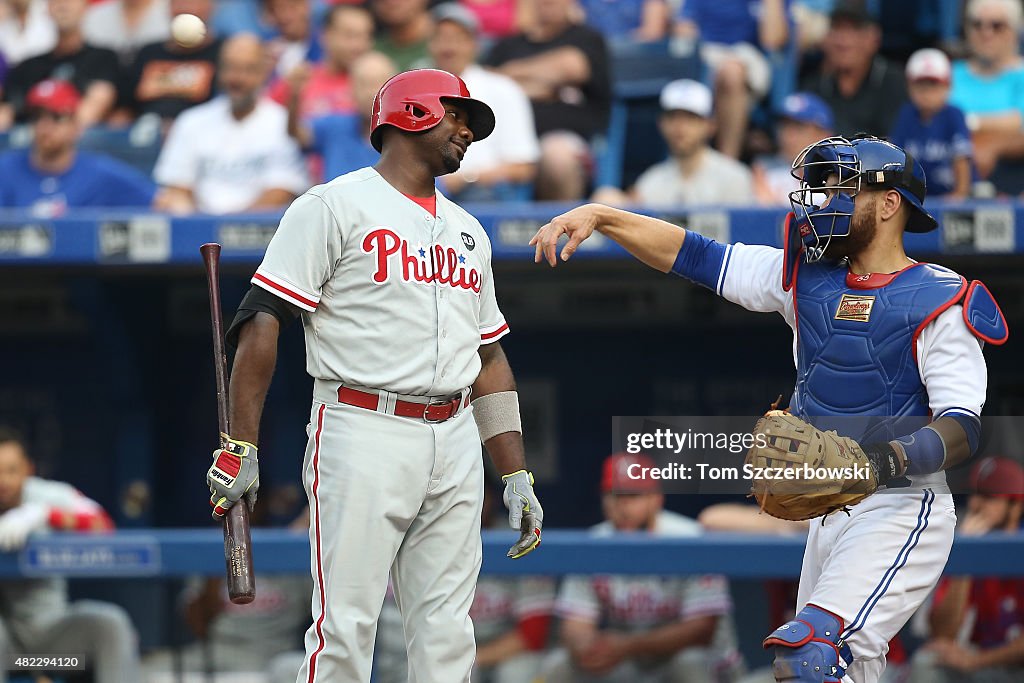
[531,204,685,272]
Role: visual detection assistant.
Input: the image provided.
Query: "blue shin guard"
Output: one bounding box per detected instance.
[763,604,852,682]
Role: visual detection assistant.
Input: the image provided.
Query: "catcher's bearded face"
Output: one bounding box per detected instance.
[822,191,879,260]
[603,492,662,532]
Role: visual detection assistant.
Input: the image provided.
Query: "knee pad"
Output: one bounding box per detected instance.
[763,604,852,683]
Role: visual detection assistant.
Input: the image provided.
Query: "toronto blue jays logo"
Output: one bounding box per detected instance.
[361,227,481,293]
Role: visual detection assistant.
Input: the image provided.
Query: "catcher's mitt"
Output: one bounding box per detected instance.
[745,413,879,521]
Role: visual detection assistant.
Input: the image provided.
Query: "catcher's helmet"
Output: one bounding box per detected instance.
[369,68,495,152]
[789,134,937,262]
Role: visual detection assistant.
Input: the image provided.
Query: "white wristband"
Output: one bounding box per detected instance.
[472,391,522,443]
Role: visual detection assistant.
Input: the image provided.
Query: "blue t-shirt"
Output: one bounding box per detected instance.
[579,0,646,37]
[310,114,379,181]
[950,60,1024,116]
[889,103,973,196]
[0,149,156,214]
[679,0,791,46]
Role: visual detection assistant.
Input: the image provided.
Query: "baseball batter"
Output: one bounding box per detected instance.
[204,69,543,683]
[530,135,1008,683]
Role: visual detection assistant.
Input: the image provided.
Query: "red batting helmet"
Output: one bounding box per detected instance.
[369,68,495,152]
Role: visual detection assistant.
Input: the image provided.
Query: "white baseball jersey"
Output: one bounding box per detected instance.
[154,96,310,215]
[252,166,509,396]
[704,243,975,682]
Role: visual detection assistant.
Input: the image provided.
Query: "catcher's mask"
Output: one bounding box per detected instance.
[789,135,937,263]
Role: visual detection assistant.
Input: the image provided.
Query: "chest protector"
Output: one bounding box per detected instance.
[780,216,1007,443]
[790,260,964,441]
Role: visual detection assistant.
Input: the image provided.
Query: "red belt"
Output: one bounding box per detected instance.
[337,386,469,423]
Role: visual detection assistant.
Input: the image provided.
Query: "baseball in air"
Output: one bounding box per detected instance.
[171,13,207,48]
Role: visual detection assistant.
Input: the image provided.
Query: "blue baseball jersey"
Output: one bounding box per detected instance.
[889,103,973,196]
[310,114,380,182]
[579,0,647,37]
[679,0,792,46]
[0,149,155,216]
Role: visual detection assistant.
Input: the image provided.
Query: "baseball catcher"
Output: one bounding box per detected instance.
[530,134,1008,682]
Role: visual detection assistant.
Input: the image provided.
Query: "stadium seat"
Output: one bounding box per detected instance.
[595,40,703,189]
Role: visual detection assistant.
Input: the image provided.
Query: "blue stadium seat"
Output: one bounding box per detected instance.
[0,119,163,176]
[595,40,703,189]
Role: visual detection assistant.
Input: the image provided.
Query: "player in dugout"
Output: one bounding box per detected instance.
[0,427,141,683]
[530,134,1008,683]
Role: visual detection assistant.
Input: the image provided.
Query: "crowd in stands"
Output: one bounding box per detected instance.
[2,0,1023,215]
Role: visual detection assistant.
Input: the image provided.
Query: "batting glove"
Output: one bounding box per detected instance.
[0,502,49,551]
[207,434,259,520]
[502,470,543,559]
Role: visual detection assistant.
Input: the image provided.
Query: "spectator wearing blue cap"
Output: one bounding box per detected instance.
[890,48,974,199]
[753,92,834,205]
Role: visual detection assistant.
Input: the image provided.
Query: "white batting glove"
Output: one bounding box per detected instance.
[501,470,543,558]
[0,502,49,551]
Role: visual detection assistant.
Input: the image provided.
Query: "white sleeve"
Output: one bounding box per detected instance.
[718,243,794,323]
[477,236,509,344]
[496,81,540,164]
[259,132,311,195]
[252,191,343,312]
[554,576,600,623]
[916,305,987,417]
[153,114,199,188]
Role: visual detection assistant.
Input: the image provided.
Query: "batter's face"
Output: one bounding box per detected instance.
[0,443,32,511]
[419,102,473,175]
[603,492,663,532]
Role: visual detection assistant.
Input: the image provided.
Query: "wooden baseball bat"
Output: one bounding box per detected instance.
[200,242,256,604]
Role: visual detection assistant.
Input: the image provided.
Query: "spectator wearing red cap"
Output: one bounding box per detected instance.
[541,452,743,683]
[0,79,155,215]
[0,0,118,130]
[908,456,1024,683]
[889,48,974,200]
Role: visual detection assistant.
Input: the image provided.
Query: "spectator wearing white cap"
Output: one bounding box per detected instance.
[593,79,754,209]
[428,2,539,202]
[890,48,974,199]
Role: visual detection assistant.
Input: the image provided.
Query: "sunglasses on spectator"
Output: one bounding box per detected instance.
[29,110,74,123]
[969,18,1011,32]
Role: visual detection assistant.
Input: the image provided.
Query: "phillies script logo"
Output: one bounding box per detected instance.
[362,228,482,293]
[834,294,875,322]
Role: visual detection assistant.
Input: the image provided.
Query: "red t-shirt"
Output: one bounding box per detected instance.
[933,577,1024,648]
[402,192,437,217]
[267,65,355,119]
